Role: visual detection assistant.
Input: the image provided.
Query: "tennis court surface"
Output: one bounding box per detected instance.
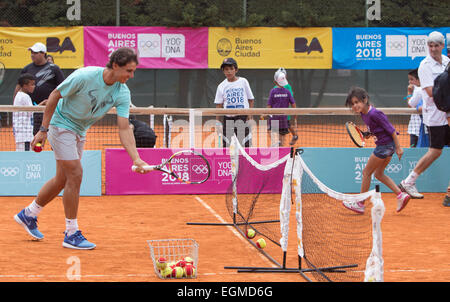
[1,192,449,282]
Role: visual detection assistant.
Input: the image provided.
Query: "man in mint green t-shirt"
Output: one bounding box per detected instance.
[14,48,150,250]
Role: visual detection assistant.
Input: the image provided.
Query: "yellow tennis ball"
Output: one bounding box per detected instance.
[256,238,266,249]
[34,143,43,153]
[160,267,172,278]
[368,276,376,282]
[184,256,194,265]
[172,266,184,278]
[246,229,256,239]
[168,261,176,268]
[156,257,168,270]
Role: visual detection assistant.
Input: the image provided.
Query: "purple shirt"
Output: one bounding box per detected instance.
[361,106,396,146]
[267,87,295,129]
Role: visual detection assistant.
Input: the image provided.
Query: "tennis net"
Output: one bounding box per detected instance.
[0,105,417,152]
[226,135,385,282]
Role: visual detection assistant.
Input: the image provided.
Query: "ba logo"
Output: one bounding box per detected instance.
[294,37,323,54]
[216,38,232,57]
[46,37,76,54]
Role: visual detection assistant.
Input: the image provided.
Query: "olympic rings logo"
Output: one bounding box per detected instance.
[139,40,160,49]
[385,164,402,173]
[0,167,20,177]
[387,41,405,49]
[192,165,208,174]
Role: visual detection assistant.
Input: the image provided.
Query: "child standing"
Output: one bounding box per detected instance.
[273,68,298,145]
[13,73,36,151]
[343,87,411,214]
[214,58,255,147]
[267,70,298,147]
[406,69,429,147]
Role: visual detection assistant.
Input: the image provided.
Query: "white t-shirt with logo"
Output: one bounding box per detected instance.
[214,77,254,111]
[418,54,450,126]
[13,91,33,143]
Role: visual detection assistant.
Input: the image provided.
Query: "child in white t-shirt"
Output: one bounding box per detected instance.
[406,69,429,148]
[214,58,255,147]
[13,73,36,151]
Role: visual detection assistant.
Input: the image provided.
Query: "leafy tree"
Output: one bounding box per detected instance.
[1,0,447,27]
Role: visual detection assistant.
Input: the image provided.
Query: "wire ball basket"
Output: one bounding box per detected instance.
[148,238,199,279]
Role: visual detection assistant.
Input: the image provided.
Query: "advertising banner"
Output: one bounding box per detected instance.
[0,27,84,69]
[301,148,449,193]
[0,150,101,196]
[209,27,332,69]
[332,27,450,69]
[105,148,290,195]
[84,26,208,69]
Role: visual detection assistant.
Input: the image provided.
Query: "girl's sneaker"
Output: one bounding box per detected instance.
[396,192,411,213]
[342,200,365,214]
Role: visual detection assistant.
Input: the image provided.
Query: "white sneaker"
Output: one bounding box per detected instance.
[399,180,424,199]
[343,200,365,214]
[396,192,411,213]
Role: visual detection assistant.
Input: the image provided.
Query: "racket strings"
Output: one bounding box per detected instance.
[169,151,210,184]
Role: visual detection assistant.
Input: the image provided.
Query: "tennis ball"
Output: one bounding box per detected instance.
[256,238,266,249]
[176,259,187,268]
[367,276,376,282]
[184,264,196,277]
[160,267,172,278]
[172,266,184,278]
[168,261,176,269]
[34,143,42,153]
[184,256,194,265]
[156,257,167,270]
[246,229,256,239]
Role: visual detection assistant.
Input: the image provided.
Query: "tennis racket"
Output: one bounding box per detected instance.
[132,150,211,184]
[345,122,371,148]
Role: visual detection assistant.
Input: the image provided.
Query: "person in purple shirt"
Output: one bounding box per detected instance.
[267,73,298,146]
[342,87,411,215]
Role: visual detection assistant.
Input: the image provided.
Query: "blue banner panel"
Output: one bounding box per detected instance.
[0,151,101,196]
[301,148,449,193]
[332,27,450,69]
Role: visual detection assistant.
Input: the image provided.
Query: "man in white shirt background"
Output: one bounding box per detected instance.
[400,31,450,207]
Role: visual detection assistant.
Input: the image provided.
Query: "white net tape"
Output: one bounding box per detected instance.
[232,135,290,171]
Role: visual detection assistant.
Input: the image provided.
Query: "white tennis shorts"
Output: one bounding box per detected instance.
[47,126,86,160]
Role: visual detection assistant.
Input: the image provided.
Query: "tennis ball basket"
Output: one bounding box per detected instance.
[148,239,199,279]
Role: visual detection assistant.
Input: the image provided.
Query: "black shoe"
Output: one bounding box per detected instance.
[443,195,450,207]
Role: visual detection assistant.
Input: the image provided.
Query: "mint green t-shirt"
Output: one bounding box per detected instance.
[51,66,131,136]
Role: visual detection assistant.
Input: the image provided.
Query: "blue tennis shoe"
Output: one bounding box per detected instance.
[63,230,96,250]
[14,209,44,240]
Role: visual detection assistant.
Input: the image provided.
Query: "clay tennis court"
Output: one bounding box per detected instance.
[1,114,448,282]
[1,192,449,282]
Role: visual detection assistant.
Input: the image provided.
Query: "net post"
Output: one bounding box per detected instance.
[189,109,195,149]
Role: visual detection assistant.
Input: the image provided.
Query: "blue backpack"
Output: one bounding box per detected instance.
[432,62,450,113]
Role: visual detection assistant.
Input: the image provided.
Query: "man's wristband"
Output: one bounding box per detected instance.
[403,94,412,100]
[39,126,49,132]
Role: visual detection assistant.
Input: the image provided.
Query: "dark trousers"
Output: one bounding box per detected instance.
[33,112,43,136]
[223,115,251,147]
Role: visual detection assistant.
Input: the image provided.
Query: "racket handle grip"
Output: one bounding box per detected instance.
[131,165,157,172]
